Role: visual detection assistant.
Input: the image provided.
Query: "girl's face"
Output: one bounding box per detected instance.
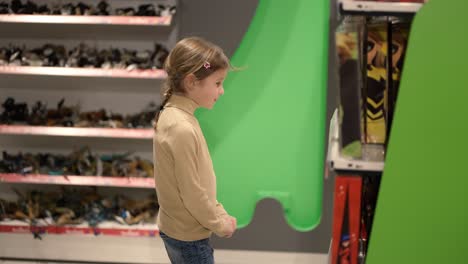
[188,68,227,110]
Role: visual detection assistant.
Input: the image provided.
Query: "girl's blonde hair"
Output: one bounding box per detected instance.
[153,37,231,128]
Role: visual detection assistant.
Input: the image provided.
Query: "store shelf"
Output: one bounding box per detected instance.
[339,0,424,15]
[0,125,153,139]
[0,66,166,79]
[0,220,159,237]
[326,110,384,172]
[0,173,155,188]
[329,150,384,172]
[0,14,172,26]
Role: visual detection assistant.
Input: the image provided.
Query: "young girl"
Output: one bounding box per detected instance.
[153,37,237,264]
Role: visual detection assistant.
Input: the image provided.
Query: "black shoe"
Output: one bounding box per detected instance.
[1,97,29,124]
[136,4,157,16]
[76,2,92,16]
[20,1,38,14]
[36,4,50,14]
[10,0,22,14]
[0,1,9,14]
[96,0,109,16]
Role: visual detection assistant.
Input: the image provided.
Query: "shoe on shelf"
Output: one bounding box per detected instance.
[136,4,157,16]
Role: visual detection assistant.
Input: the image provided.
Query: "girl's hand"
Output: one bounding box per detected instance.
[230,216,237,231]
[223,216,237,238]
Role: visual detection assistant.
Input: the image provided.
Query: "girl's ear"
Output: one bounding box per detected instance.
[183,74,197,92]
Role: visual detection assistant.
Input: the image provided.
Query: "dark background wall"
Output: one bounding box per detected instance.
[178,0,259,58]
[179,0,338,253]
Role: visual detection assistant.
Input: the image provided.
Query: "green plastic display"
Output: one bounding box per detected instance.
[196,0,329,231]
[367,0,468,263]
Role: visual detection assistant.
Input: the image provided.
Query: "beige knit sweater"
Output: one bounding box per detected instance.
[153,95,231,241]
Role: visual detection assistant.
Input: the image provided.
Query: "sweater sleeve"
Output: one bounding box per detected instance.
[215,200,229,218]
[168,122,230,237]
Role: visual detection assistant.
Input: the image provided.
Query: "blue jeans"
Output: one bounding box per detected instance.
[160,231,214,264]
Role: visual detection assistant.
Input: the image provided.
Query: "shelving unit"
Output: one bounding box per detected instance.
[0,1,176,262]
[328,1,426,263]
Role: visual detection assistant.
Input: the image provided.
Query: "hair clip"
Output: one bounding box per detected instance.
[203,61,211,69]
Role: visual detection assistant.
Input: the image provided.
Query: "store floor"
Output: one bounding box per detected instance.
[1,250,328,264]
[1,233,328,264]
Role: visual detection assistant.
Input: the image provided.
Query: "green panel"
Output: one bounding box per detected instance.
[196,0,329,231]
[367,0,468,263]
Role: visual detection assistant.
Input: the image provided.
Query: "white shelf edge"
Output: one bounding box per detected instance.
[0,14,173,26]
[0,220,159,237]
[339,0,424,14]
[0,66,167,79]
[0,125,154,139]
[0,173,155,188]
